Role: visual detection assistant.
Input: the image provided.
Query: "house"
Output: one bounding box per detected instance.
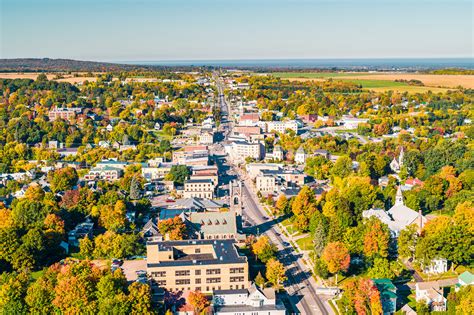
[183,179,214,199]
[146,239,249,293]
[423,258,448,274]
[339,115,369,129]
[415,281,447,312]
[457,271,474,289]
[239,113,260,126]
[142,218,163,242]
[84,166,123,181]
[390,147,404,173]
[272,145,284,161]
[106,124,113,132]
[313,149,329,159]
[299,114,318,123]
[68,219,94,247]
[400,304,417,315]
[295,146,307,164]
[199,130,214,145]
[213,283,286,315]
[362,186,427,237]
[372,279,397,315]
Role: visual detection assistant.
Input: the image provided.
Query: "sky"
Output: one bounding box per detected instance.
[1,0,473,61]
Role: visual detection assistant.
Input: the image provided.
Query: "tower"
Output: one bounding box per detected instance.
[229,179,243,216]
[395,186,404,206]
[399,147,404,167]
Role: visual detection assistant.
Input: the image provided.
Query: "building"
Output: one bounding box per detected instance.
[68,219,94,247]
[200,130,214,145]
[339,115,369,129]
[266,120,298,134]
[213,283,286,315]
[146,239,249,293]
[239,113,260,126]
[415,281,447,312]
[226,141,264,162]
[423,258,448,274]
[314,149,330,159]
[457,271,474,288]
[191,165,219,186]
[256,175,276,194]
[48,107,82,122]
[294,146,307,164]
[84,166,123,181]
[390,147,404,173]
[246,163,282,179]
[183,179,214,199]
[187,211,238,240]
[362,186,428,237]
[299,114,318,123]
[272,145,284,161]
[142,163,174,181]
[372,279,397,315]
[173,148,209,166]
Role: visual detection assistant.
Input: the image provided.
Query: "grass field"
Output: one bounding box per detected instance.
[272,72,370,78]
[296,235,314,251]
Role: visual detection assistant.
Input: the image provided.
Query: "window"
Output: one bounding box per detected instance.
[156,280,166,286]
[175,270,190,276]
[175,279,190,285]
[230,268,244,274]
[195,278,201,284]
[196,287,201,291]
[195,270,201,275]
[230,276,244,282]
[195,248,201,254]
[206,269,221,275]
[151,271,166,277]
[206,277,221,284]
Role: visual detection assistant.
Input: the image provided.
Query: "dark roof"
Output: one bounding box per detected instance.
[147,239,246,267]
[213,289,248,295]
[185,179,213,184]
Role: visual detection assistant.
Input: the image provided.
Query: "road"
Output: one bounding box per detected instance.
[214,74,332,315]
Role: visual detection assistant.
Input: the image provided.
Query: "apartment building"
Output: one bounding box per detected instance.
[146,239,249,293]
[183,179,214,199]
[83,166,123,181]
[256,175,276,194]
[266,120,298,134]
[199,130,214,145]
[48,107,82,122]
[226,141,264,162]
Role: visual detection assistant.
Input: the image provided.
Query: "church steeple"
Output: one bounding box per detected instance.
[395,186,404,206]
[399,147,404,167]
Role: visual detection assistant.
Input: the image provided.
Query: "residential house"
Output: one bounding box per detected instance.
[423,258,448,274]
[295,146,307,164]
[372,279,397,315]
[272,145,284,161]
[457,271,474,290]
[415,281,447,312]
[84,166,123,181]
[68,219,94,247]
[239,113,260,126]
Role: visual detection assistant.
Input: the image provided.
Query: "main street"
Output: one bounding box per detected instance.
[213,75,332,315]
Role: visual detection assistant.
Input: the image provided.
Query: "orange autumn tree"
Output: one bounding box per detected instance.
[363,217,390,259]
[188,290,209,314]
[158,216,186,240]
[322,241,350,284]
[343,278,382,315]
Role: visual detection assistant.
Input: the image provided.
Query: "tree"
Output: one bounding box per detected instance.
[322,242,350,284]
[331,155,353,179]
[129,176,141,200]
[252,236,277,263]
[342,278,383,315]
[128,282,153,315]
[363,217,391,259]
[165,165,190,185]
[79,236,94,259]
[47,167,78,193]
[291,186,317,232]
[255,272,265,287]
[11,199,47,229]
[398,225,418,260]
[265,258,287,290]
[313,218,328,258]
[99,200,127,232]
[25,269,57,314]
[275,194,288,215]
[188,290,209,314]
[367,258,395,279]
[24,185,45,201]
[158,217,186,240]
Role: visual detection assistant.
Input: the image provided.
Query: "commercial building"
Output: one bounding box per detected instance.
[200,130,214,145]
[183,179,214,199]
[83,166,123,181]
[213,283,286,315]
[226,141,264,162]
[266,120,298,134]
[146,239,249,293]
[256,175,276,194]
[48,107,82,122]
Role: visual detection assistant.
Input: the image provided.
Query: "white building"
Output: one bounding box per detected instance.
[266,120,298,134]
[294,146,307,164]
[415,281,447,312]
[226,141,264,162]
[256,175,276,194]
[272,145,284,161]
[213,284,286,315]
[362,186,428,237]
[199,130,214,145]
[390,147,404,173]
[423,258,448,274]
[339,115,369,129]
[183,179,214,199]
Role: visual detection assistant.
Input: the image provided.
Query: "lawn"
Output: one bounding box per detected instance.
[296,235,314,251]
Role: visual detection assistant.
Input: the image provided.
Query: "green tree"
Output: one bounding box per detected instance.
[252,236,277,263]
[255,272,265,287]
[367,258,395,279]
[331,156,353,179]
[291,186,317,232]
[265,258,287,290]
[398,225,418,260]
[79,236,95,259]
[165,165,190,185]
[128,282,153,315]
[129,176,141,200]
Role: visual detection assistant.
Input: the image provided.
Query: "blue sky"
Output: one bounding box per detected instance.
[1,0,472,61]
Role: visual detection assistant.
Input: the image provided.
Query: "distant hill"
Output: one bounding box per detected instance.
[0,58,153,72]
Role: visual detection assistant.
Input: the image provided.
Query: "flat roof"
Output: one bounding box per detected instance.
[185,179,213,184]
[147,239,247,267]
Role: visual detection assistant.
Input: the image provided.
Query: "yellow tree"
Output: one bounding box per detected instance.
[252,236,277,263]
[265,258,287,290]
[188,290,209,314]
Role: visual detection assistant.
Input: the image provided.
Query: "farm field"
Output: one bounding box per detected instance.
[272,71,473,91]
[0,72,98,83]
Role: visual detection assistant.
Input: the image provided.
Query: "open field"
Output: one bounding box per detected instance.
[272,72,474,91]
[0,72,98,83]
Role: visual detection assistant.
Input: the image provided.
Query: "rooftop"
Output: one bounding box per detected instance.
[185,179,213,184]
